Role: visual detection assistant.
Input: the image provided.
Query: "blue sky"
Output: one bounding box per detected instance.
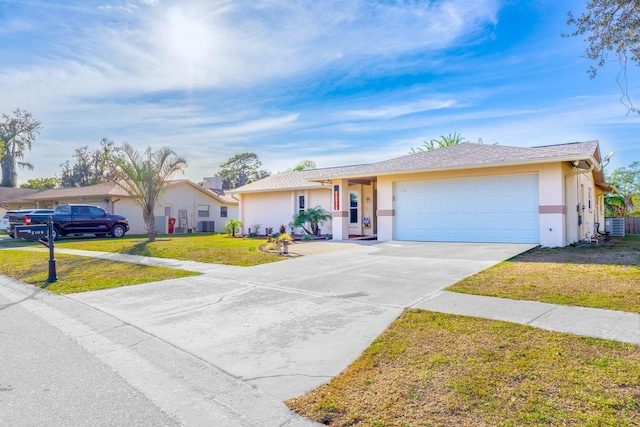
[1,0,639,184]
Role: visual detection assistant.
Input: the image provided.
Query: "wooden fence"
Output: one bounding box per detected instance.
[626,217,640,235]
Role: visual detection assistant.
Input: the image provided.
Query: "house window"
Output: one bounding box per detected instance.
[164,206,171,217]
[298,195,305,214]
[220,206,228,218]
[588,187,592,209]
[350,192,358,224]
[198,204,209,218]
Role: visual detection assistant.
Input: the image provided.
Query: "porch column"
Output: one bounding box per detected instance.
[331,179,350,240]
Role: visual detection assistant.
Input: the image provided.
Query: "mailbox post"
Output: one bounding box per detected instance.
[15,217,57,283]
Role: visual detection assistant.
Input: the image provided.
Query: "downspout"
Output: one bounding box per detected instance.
[565,160,595,242]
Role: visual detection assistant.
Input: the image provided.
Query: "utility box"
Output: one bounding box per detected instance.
[605,217,625,237]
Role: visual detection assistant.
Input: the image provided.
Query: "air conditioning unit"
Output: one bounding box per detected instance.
[605,217,625,237]
[198,221,216,232]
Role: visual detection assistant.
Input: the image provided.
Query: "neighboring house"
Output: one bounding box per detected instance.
[17,178,238,235]
[0,188,45,216]
[231,141,613,247]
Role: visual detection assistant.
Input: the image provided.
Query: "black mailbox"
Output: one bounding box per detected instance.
[15,225,49,241]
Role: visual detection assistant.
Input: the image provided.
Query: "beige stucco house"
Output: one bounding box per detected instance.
[7,178,238,235]
[232,141,612,247]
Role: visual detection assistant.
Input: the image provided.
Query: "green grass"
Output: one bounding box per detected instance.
[51,233,283,266]
[0,249,199,294]
[447,235,640,313]
[287,310,640,427]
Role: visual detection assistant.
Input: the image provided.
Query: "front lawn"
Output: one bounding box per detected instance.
[447,235,640,313]
[50,233,283,266]
[287,310,640,427]
[0,249,199,294]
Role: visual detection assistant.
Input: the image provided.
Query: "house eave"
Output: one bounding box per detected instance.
[307,155,602,182]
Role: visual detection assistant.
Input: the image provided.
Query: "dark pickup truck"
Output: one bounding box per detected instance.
[12,204,129,240]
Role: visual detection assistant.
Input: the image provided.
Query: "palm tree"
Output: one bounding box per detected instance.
[290,206,332,235]
[410,132,466,154]
[0,109,41,187]
[107,143,187,241]
[292,160,316,171]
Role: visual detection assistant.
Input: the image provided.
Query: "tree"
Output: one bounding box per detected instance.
[218,152,270,190]
[20,177,60,189]
[608,161,640,214]
[107,143,187,242]
[410,132,466,154]
[292,160,316,171]
[0,109,41,187]
[59,139,115,187]
[290,206,332,236]
[224,219,243,237]
[566,1,640,113]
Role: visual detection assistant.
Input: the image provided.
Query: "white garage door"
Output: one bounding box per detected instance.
[394,174,539,243]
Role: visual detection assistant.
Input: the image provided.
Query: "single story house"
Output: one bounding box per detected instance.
[9,177,238,235]
[0,188,45,216]
[231,141,612,247]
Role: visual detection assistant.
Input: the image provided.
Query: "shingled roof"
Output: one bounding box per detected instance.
[233,140,605,193]
[24,182,130,201]
[23,180,238,205]
[310,140,602,179]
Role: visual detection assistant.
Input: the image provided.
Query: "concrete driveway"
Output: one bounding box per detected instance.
[68,241,534,400]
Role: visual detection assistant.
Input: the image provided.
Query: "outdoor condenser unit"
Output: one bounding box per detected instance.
[605,218,625,237]
[198,221,216,232]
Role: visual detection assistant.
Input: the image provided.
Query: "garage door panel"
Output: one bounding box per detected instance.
[394,174,539,244]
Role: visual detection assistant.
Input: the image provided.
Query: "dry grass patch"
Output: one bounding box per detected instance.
[287,310,640,427]
[0,249,199,293]
[448,235,640,313]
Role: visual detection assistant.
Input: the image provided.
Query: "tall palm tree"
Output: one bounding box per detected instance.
[107,143,187,241]
[0,109,41,187]
[410,132,466,154]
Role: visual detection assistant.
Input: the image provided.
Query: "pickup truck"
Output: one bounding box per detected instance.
[11,204,129,240]
[6,209,55,237]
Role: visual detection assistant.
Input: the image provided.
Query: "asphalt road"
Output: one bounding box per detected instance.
[0,288,180,426]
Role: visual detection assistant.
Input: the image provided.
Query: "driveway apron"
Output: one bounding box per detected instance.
[68,241,534,400]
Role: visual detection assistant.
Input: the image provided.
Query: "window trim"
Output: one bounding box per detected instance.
[197,204,210,218]
[349,192,358,224]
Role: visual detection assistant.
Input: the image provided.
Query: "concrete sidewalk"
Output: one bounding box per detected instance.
[414,291,640,345]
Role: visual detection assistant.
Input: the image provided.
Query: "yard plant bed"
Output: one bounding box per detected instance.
[0,250,199,293]
[448,235,640,313]
[50,233,283,266]
[286,310,640,427]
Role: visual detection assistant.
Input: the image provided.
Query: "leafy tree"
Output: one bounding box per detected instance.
[107,143,187,242]
[410,132,466,154]
[566,1,640,112]
[218,152,270,190]
[608,161,640,215]
[290,206,332,236]
[224,219,243,237]
[292,160,316,171]
[20,177,60,189]
[604,193,627,217]
[0,109,41,187]
[60,139,115,187]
